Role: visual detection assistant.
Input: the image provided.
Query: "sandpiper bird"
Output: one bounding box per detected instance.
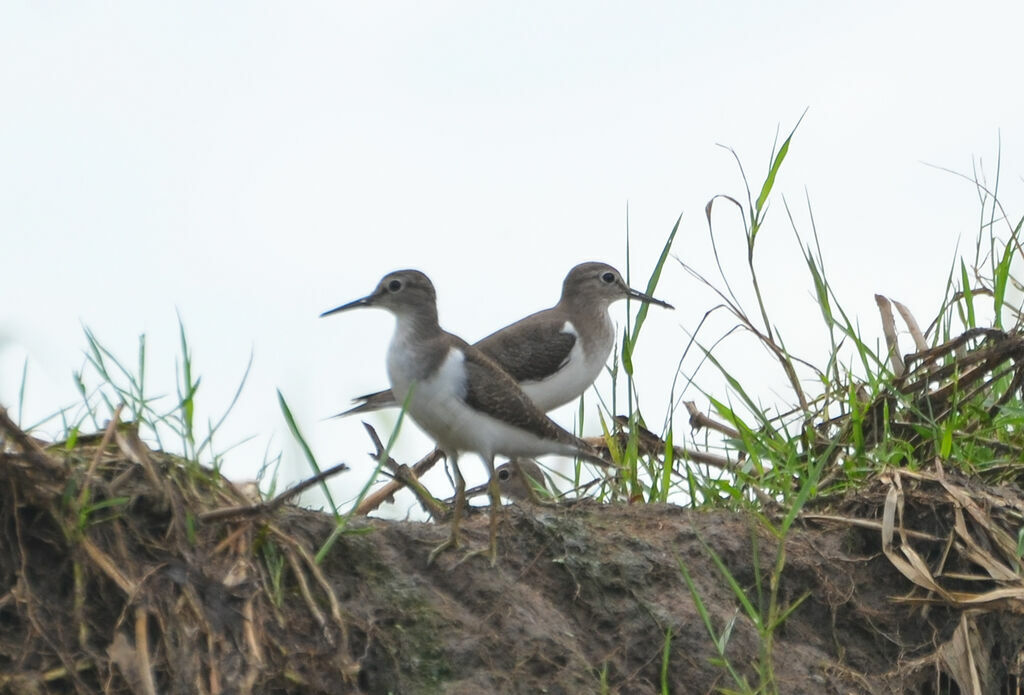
[321,270,610,564]
[337,262,673,417]
[464,459,550,504]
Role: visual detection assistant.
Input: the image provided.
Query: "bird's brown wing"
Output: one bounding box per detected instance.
[474,312,576,383]
[460,345,579,445]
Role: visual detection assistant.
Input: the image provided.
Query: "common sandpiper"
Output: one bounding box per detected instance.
[338,262,673,416]
[321,269,610,564]
[464,458,550,504]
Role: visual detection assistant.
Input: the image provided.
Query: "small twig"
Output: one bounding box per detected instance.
[266,461,351,512]
[241,596,263,688]
[134,606,158,695]
[113,422,166,499]
[802,513,944,542]
[290,537,360,682]
[206,630,221,694]
[875,294,904,376]
[211,524,250,556]
[273,526,360,681]
[282,542,327,633]
[361,422,449,519]
[678,448,740,472]
[611,415,740,473]
[902,327,1004,375]
[354,425,446,517]
[0,406,62,476]
[892,300,928,353]
[80,537,137,595]
[77,405,124,510]
[198,461,350,522]
[684,401,741,440]
[987,362,1024,418]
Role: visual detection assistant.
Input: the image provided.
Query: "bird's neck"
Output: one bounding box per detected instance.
[560,297,613,347]
[393,306,442,341]
[387,309,450,390]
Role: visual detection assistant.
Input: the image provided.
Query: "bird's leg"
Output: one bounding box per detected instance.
[428,454,464,565]
[512,459,543,505]
[455,455,502,568]
[485,455,501,566]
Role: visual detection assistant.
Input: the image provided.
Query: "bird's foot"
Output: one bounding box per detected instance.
[427,532,459,566]
[453,541,498,568]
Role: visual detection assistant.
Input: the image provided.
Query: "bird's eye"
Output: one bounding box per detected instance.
[387,279,402,292]
[601,272,616,283]
[498,469,511,481]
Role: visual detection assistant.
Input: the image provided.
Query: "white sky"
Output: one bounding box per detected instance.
[3,2,1023,513]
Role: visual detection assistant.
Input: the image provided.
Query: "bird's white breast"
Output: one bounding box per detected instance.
[388,342,581,460]
[521,317,614,411]
[386,323,465,404]
[386,341,472,451]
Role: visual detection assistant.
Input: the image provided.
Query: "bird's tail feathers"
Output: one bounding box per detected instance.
[329,389,397,418]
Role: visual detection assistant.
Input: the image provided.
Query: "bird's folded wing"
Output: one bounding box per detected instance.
[461,348,575,443]
[475,314,576,383]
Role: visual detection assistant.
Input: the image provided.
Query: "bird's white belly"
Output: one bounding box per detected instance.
[388,344,577,459]
[521,320,612,411]
[414,396,577,459]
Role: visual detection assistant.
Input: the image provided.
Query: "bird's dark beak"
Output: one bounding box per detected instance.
[320,293,375,318]
[624,285,674,310]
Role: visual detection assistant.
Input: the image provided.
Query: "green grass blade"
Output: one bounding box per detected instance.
[677,558,748,690]
[317,385,416,563]
[993,229,1015,329]
[628,213,680,350]
[768,590,811,631]
[196,350,254,460]
[176,315,197,455]
[699,534,762,630]
[754,111,805,219]
[659,428,674,504]
[660,628,672,695]
[277,389,337,515]
[959,260,976,329]
[17,358,28,426]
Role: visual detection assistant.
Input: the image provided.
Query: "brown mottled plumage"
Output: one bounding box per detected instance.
[321,269,611,565]
[335,262,672,417]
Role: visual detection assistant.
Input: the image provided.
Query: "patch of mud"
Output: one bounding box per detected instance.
[2,418,1023,693]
